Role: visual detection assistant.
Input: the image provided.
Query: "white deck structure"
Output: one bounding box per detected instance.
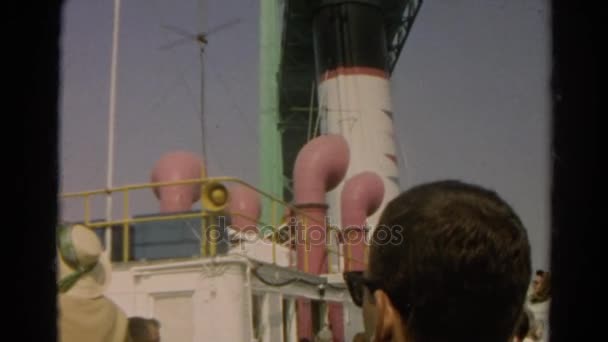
[106,242,363,341]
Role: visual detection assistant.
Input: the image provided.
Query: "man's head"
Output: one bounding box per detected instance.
[359,180,532,342]
[530,270,551,303]
[129,317,160,342]
[56,223,112,298]
[532,270,545,293]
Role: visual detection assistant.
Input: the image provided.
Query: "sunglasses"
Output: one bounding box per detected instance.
[343,271,382,307]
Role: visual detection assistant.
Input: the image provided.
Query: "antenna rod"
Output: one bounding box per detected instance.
[198,0,208,175]
[106,0,122,255]
[200,49,208,176]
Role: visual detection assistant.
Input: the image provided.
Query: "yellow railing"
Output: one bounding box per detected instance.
[60,177,366,272]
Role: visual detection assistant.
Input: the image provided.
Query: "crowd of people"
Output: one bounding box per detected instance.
[56,180,551,342]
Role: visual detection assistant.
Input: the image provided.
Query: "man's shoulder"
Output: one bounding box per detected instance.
[100,296,129,318]
[58,295,130,342]
[59,294,127,316]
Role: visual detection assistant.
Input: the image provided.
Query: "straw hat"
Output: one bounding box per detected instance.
[57,224,112,298]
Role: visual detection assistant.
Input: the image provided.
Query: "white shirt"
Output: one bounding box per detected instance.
[527,299,551,342]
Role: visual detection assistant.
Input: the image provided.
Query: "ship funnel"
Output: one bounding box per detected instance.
[151,151,204,213]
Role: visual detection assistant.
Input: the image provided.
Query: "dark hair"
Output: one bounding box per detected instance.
[128,317,159,341]
[369,180,532,342]
[148,318,160,328]
[536,270,545,276]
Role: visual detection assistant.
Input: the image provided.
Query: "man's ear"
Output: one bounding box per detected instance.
[373,290,402,341]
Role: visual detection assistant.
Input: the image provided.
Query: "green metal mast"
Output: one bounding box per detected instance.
[258,0,283,234]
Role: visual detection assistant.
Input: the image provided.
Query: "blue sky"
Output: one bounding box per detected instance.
[59,0,550,269]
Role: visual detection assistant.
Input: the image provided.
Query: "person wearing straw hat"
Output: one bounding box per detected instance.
[56,223,131,342]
